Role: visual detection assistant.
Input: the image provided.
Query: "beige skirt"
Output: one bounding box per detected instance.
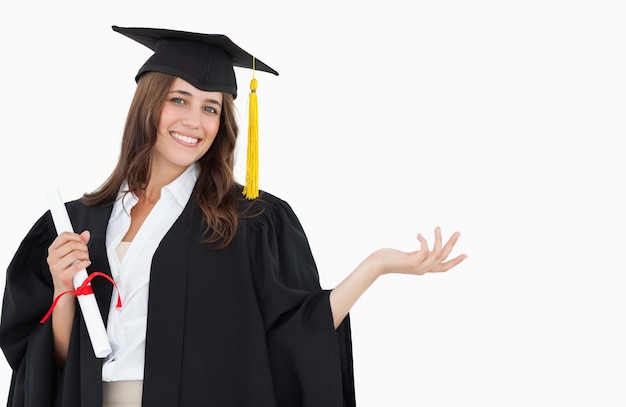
[102,380,143,407]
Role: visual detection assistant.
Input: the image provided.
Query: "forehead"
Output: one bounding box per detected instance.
[170,77,223,102]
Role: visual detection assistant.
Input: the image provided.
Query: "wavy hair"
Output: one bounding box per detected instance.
[83,71,241,248]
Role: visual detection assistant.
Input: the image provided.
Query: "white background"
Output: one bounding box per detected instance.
[1,1,625,405]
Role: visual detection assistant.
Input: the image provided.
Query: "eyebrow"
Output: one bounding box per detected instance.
[169,89,222,107]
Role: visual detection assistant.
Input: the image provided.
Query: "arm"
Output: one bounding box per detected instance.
[46,230,91,367]
[330,227,467,329]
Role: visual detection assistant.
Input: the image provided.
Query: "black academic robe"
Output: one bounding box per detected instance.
[0,191,356,407]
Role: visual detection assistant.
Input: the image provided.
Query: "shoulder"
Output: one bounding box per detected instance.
[65,197,114,226]
[232,190,316,267]
[24,198,86,241]
[235,189,306,235]
[65,197,88,212]
[17,197,109,250]
[238,189,298,221]
[251,190,295,213]
[21,210,56,247]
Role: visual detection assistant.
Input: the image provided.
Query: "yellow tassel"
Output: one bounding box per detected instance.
[243,72,259,199]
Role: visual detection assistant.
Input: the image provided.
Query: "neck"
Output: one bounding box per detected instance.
[144,162,190,202]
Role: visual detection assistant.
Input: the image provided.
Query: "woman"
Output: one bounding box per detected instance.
[0,26,466,407]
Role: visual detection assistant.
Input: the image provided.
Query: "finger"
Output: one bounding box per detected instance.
[63,249,91,266]
[49,253,90,275]
[48,237,88,262]
[417,233,429,253]
[55,256,91,275]
[440,231,462,259]
[48,231,84,250]
[50,240,90,263]
[48,238,90,273]
[433,254,468,272]
[433,226,442,254]
[68,258,91,273]
[80,230,91,244]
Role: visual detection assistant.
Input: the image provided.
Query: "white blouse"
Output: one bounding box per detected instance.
[102,164,198,382]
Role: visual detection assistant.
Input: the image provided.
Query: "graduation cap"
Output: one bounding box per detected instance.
[112,25,279,199]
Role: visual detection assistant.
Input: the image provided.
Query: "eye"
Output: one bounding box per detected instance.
[203,106,219,114]
[170,97,186,105]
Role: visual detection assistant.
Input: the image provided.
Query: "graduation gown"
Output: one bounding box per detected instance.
[0,191,356,407]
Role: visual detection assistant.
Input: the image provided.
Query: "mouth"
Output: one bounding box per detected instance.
[170,131,200,145]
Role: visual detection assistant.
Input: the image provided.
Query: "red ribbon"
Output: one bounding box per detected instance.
[40,271,122,324]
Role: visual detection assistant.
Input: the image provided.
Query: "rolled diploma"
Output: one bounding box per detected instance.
[47,189,112,358]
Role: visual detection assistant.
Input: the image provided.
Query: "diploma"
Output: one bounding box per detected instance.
[47,189,112,358]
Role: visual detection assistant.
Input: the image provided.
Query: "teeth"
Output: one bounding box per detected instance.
[171,132,199,144]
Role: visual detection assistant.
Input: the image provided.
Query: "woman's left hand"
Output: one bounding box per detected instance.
[368,227,467,277]
[329,226,467,328]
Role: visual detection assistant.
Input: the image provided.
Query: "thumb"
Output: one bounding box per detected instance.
[80,230,91,245]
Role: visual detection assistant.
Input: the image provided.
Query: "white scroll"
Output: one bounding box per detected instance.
[47,189,112,358]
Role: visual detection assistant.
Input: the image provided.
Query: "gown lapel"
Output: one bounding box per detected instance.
[141,197,195,405]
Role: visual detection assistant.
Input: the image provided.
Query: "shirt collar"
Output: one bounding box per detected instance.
[111,163,199,219]
[162,163,198,208]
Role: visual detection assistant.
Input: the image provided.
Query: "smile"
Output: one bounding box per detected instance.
[171,132,200,145]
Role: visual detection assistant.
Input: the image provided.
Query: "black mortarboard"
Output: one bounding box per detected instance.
[113,25,277,199]
[112,25,278,99]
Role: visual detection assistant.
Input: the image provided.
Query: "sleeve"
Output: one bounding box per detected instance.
[248,195,356,407]
[0,211,60,406]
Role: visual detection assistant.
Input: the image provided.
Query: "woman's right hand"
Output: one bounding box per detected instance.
[46,230,90,366]
[47,230,91,294]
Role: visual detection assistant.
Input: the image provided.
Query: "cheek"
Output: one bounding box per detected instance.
[157,110,173,135]
[204,118,221,139]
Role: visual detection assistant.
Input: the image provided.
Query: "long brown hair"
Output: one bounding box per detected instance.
[83,71,242,248]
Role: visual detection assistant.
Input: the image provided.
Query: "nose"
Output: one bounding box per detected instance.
[182,109,200,129]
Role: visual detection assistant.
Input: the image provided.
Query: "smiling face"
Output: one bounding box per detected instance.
[151,77,223,178]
